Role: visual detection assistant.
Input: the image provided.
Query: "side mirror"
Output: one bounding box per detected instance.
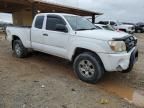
[56,24,68,33]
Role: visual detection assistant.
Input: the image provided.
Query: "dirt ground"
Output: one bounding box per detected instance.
[0,32,144,108]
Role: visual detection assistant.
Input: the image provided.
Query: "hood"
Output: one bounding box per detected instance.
[76,29,129,40]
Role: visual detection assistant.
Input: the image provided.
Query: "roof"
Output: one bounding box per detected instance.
[37,13,78,16]
[0,0,103,16]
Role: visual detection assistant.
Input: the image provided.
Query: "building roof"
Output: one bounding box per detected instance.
[0,0,103,16]
[34,0,102,16]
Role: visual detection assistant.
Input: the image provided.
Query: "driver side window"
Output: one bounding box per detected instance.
[46,16,66,31]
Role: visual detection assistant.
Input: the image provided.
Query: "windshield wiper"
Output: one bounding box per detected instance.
[90,28,97,30]
[76,28,90,31]
[76,28,96,31]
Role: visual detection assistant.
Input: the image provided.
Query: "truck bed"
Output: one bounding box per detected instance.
[6,26,31,48]
[7,25,31,28]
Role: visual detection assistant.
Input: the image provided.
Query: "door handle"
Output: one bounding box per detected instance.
[43,33,48,36]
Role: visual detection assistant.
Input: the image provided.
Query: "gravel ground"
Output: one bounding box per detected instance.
[0,32,143,108]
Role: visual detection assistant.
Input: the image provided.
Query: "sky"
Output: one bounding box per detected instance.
[0,13,12,23]
[45,0,144,23]
[0,0,144,23]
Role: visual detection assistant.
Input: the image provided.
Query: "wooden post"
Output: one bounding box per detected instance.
[92,14,95,24]
[32,3,37,19]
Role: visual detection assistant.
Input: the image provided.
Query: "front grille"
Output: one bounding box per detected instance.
[124,36,137,52]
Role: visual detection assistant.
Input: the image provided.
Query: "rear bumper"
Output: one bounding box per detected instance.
[98,47,138,72]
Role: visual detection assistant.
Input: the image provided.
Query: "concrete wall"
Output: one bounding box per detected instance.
[13,9,33,26]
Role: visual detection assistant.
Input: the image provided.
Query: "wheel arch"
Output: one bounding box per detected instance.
[12,35,21,50]
[72,47,105,71]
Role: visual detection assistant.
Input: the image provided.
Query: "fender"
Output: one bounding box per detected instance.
[67,37,110,60]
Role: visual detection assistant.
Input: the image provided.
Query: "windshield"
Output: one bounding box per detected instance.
[64,15,96,31]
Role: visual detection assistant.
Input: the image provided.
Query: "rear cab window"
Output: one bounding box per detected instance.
[35,16,44,29]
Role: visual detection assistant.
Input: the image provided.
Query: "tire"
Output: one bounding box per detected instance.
[73,52,104,84]
[137,29,142,33]
[13,40,28,58]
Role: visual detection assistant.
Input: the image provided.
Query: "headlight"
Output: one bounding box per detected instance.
[108,41,126,52]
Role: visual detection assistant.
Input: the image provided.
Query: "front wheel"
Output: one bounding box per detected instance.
[13,40,28,58]
[136,29,142,33]
[73,52,104,84]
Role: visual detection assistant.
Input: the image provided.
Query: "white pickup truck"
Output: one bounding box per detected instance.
[6,13,138,83]
[98,21,135,34]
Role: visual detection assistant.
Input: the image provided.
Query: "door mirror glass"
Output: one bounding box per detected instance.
[56,24,68,33]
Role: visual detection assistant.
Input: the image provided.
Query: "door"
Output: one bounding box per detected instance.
[31,15,45,50]
[42,15,69,58]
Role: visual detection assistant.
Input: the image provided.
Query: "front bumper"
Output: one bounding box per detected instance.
[127,29,135,34]
[98,47,138,72]
[124,47,138,72]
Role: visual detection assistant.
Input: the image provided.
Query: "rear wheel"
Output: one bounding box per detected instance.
[13,40,28,58]
[73,52,104,83]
